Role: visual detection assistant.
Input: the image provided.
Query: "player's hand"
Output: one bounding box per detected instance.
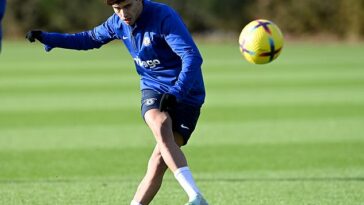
[159,93,177,112]
[25,30,43,43]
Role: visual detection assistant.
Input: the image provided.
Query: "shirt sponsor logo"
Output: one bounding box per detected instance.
[134,57,161,69]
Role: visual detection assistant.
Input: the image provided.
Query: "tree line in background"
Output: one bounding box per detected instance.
[4,0,364,40]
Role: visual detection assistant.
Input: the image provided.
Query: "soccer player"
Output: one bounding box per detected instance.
[26,0,208,205]
[0,0,6,53]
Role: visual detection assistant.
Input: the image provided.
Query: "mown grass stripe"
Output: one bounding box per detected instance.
[0,142,363,179]
[0,103,363,128]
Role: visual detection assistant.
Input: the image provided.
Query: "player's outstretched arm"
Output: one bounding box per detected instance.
[25,29,107,52]
[24,15,118,52]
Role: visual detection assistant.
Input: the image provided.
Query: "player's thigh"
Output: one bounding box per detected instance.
[169,103,201,146]
[141,89,162,121]
[144,109,172,133]
[140,89,201,145]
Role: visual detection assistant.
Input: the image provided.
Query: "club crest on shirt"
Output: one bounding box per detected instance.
[143,37,151,47]
[144,98,157,106]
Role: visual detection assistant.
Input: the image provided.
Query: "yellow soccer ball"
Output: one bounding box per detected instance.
[239,19,284,64]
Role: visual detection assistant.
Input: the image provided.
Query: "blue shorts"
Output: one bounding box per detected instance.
[141,89,201,145]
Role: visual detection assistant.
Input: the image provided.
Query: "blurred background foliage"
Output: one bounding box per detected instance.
[3,0,364,40]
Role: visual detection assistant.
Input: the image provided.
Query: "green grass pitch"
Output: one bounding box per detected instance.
[0,41,364,205]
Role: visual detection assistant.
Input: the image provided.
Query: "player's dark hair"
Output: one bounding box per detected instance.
[106,0,125,6]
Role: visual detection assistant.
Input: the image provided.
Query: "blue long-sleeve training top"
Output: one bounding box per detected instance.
[39,0,205,107]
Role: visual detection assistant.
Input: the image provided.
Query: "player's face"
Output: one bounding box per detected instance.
[112,0,143,26]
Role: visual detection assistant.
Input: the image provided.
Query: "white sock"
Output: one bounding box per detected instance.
[130,200,142,205]
[174,166,201,201]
